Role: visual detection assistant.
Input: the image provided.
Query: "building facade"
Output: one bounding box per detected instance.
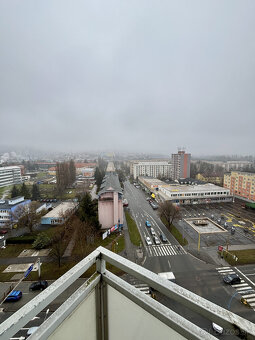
[196,173,223,186]
[98,173,123,230]
[0,196,31,228]
[171,150,191,180]
[159,183,232,205]
[224,171,255,202]
[41,202,77,225]
[130,160,171,179]
[0,166,22,188]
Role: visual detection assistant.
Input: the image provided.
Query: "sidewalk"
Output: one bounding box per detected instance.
[62,230,77,258]
[119,210,144,264]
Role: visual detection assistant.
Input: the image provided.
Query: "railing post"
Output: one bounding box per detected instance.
[96,256,108,340]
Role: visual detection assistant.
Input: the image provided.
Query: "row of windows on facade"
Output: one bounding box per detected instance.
[168,191,228,197]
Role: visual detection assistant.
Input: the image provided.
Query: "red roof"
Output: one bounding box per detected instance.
[75,163,97,168]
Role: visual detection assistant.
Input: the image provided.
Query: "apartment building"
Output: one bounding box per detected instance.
[224,171,255,201]
[0,196,31,227]
[130,160,171,179]
[0,166,22,188]
[171,150,191,180]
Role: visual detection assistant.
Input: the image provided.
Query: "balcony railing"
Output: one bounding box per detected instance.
[1,246,255,339]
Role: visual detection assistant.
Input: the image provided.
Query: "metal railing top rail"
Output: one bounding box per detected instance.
[0,248,100,340]
[1,246,255,340]
[98,246,255,339]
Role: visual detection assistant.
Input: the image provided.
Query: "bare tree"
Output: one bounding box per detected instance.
[158,201,180,230]
[13,202,41,233]
[75,217,95,258]
[51,231,65,267]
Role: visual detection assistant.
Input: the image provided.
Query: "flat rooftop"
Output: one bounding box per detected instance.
[161,183,229,193]
[184,218,227,234]
[43,202,77,218]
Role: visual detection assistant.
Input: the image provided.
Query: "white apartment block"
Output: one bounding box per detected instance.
[0,166,22,188]
[130,161,171,179]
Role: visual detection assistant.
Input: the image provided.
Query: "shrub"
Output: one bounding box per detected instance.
[33,233,51,250]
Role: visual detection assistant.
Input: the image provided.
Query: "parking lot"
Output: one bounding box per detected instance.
[178,201,255,248]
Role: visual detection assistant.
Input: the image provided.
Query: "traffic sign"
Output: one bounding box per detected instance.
[24,264,33,278]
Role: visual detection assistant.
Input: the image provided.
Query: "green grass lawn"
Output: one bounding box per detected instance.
[0,185,12,198]
[222,249,255,266]
[0,244,33,258]
[160,217,188,246]
[125,210,141,246]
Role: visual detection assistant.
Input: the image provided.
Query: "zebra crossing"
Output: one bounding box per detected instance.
[122,274,152,297]
[216,266,255,311]
[146,244,187,257]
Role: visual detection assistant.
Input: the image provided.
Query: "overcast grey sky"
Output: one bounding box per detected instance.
[0,1,255,156]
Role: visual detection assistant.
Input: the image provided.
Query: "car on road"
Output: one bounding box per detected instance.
[145,221,151,228]
[151,202,158,210]
[212,322,223,335]
[145,237,152,246]
[29,280,48,291]
[0,229,8,234]
[160,233,167,243]
[4,290,22,302]
[153,236,160,245]
[150,228,156,236]
[223,273,241,285]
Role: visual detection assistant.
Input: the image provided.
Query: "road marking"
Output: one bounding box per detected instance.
[146,244,187,257]
[216,266,231,270]
[168,260,171,270]
[232,283,249,288]
[218,269,233,273]
[235,267,255,288]
[242,294,255,299]
[236,286,252,291]
[245,298,255,303]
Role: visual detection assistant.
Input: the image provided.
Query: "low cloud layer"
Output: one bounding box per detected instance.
[1,1,255,155]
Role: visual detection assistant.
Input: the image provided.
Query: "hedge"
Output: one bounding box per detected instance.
[6,235,36,244]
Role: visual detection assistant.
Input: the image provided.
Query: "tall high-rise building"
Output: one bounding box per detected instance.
[171,149,191,180]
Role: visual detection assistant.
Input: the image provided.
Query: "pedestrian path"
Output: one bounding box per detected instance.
[216,266,255,311]
[146,244,187,257]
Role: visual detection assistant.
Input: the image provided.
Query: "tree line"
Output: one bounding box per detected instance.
[56,159,76,193]
[11,183,41,201]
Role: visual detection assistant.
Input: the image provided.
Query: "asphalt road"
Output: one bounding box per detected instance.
[124,180,255,337]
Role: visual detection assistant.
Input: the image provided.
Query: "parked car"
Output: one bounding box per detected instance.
[153,236,160,245]
[150,228,156,236]
[223,274,241,285]
[4,290,22,302]
[145,237,152,246]
[0,229,8,234]
[145,221,151,228]
[29,280,48,291]
[231,227,236,235]
[160,233,167,243]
